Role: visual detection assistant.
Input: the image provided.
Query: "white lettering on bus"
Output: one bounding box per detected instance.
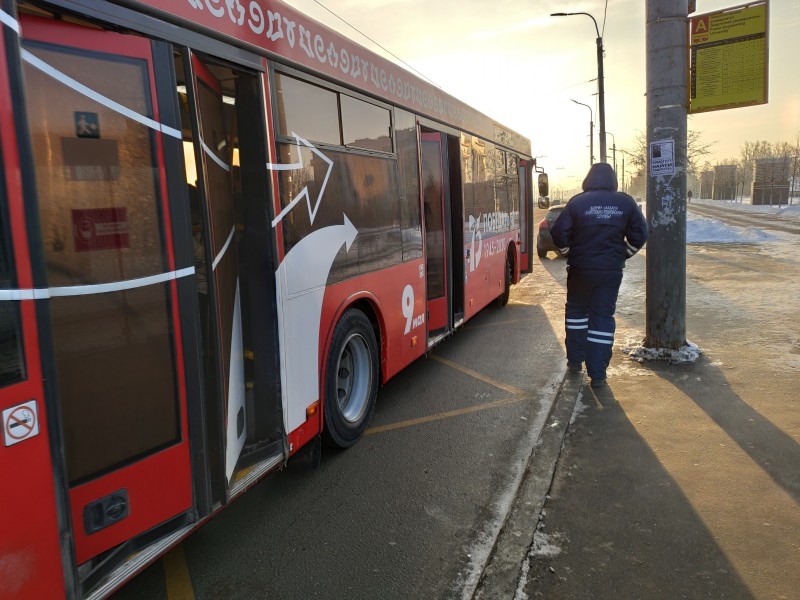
[204,0,223,17]
[467,212,513,272]
[225,0,245,25]
[182,0,507,143]
[349,52,361,78]
[402,284,425,335]
[298,24,312,58]
[247,2,264,33]
[284,17,296,47]
[313,34,326,63]
[327,42,338,68]
[266,10,283,42]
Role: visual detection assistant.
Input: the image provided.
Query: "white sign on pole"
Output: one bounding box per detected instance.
[650,139,676,177]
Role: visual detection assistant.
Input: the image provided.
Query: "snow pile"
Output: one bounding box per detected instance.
[625,341,701,365]
[687,214,774,243]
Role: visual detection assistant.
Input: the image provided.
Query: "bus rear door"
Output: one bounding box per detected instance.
[421,132,449,334]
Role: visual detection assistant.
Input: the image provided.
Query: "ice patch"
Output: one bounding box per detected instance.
[530,531,564,557]
[626,340,701,365]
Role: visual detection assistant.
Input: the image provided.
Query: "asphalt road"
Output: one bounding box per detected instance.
[112,250,568,600]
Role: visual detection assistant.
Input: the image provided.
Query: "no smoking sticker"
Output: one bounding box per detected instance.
[3,400,39,446]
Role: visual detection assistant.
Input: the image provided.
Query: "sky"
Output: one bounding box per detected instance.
[283,0,799,195]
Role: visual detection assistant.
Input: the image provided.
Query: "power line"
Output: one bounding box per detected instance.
[310,0,441,88]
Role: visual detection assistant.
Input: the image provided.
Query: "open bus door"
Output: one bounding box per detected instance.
[17,14,198,573]
[421,132,449,333]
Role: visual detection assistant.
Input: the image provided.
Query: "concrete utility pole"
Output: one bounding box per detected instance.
[644,0,688,349]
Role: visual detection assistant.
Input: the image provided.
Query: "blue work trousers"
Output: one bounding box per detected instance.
[564,268,623,380]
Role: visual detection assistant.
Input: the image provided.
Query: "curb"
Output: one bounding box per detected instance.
[472,370,584,599]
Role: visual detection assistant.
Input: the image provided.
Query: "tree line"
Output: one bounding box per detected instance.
[624,131,799,201]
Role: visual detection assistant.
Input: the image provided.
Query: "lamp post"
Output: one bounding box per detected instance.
[571,99,594,167]
[552,11,606,163]
[605,130,617,174]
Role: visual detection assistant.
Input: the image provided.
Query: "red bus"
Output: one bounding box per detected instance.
[0,1,549,597]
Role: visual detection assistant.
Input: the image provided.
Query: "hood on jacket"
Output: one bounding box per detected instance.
[582,162,618,192]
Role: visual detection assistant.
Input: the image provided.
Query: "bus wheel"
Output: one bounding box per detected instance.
[497,251,512,307]
[322,309,379,448]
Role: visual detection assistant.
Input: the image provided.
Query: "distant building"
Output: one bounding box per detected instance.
[752,157,791,205]
[712,165,737,200]
[700,171,714,199]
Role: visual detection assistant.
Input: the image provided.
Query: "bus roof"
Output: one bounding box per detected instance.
[130,0,532,156]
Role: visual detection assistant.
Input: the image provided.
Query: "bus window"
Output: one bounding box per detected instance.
[274,73,340,146]
[22,40,182,484]
[341,94,392,153]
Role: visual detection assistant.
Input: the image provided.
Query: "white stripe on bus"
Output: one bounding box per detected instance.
[0,9,20,33]
[202,140,230,173]
[0,267,195,300]
[20,49,182,139]
[212,226,236,271]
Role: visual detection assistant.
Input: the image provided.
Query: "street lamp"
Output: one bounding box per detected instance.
[605,130,617,174]
[571,99,594,167]
[552,11,606,164]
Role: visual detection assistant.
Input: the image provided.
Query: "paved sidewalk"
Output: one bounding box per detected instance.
[475,242,800,600]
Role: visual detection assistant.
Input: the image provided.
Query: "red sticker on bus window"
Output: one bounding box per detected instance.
[72,208,130,252]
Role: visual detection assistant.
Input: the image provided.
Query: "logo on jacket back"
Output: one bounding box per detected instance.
[586,205,623,220]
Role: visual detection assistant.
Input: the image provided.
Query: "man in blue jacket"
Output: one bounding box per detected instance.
[550,163,648,388]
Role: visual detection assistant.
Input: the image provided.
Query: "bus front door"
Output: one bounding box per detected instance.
[20,16,195,566]
[421,132,449,333]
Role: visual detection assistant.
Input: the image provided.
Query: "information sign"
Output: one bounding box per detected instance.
[689,2,768,114]
[650,139,676,177]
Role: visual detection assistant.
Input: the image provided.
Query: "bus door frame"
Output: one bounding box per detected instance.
[419,127,465,337]
[0,5,73,596]
[520,159,535,274]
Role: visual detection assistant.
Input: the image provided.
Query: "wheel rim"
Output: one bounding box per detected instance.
[335,333,372,423]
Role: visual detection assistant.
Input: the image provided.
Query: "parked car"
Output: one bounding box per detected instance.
[537,205,566,258]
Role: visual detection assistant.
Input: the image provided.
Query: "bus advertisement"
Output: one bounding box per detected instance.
[0,1,549,597]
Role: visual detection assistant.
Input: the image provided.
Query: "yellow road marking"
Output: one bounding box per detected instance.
[163,545,194,600]
[429,354,525,395]
[365,395,531,436]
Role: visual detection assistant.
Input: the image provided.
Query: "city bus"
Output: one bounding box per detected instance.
[0,1,549,597]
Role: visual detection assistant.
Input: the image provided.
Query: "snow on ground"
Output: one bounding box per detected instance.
[629,197,797,363]
[687,197,799,243]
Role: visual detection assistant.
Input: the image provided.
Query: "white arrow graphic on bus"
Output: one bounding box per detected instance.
[275,216,358,432]
[268,132,334,228]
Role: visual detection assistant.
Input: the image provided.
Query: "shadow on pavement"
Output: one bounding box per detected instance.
[524,379,755,600]
[646,355,800,505]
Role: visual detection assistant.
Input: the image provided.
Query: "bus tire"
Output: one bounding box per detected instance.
[322,309,379,448]
[497,250,512,307]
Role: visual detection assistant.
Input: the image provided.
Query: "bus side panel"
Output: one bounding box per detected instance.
[463,231,514,321]
[319,259,427,385]
[0,11,66,598]
[283,259,425,452]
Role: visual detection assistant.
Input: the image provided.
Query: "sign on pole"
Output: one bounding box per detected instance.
[689,1,768,114]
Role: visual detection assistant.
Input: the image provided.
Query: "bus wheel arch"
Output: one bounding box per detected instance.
[497,243,516,307]
[321,302,382,448]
